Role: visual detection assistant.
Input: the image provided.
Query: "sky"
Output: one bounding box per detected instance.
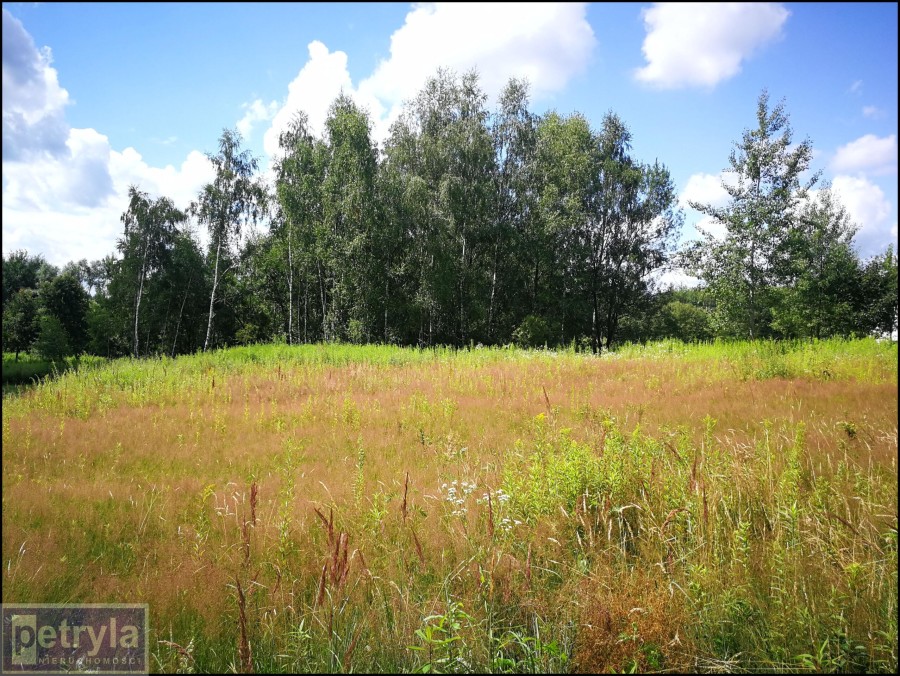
[3,2,898,282]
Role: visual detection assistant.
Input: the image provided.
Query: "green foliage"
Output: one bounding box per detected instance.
[5,77,896,358]
[409,598,474,673]
[34,312,71,361]
[40,272,89,354]
[118,186,187,357]
[685,89,818,340]
[655,299,713,342]
[2,288,39,359]
[193,127,266,351]
[512,315,558,348]
[771,187,866,338]
[2,352,104,386]
[859,246,898,338]
[503,415,612,520]
[2,250,51,305]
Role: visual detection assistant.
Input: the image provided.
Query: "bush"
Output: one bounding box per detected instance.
[35,314,71,361]
[513,315,559,348]
[656,300,713,342]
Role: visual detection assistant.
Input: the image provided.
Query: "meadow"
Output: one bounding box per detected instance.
[1,352,106,389]
[2,338,897,673]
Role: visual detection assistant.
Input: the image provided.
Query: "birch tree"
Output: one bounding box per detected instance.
[686,90,817,338]
[119,186,185,357]
[193,129,265,351]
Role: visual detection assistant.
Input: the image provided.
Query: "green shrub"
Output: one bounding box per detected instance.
[513,315,559,348]
[34,313,71,361]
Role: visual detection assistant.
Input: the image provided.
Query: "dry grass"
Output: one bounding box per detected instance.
[2,339,896,673]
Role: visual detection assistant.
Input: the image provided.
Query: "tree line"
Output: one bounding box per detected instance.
[3,72,897,361]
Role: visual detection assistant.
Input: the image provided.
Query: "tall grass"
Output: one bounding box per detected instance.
[2,352,106,388]
[2,339,896,673]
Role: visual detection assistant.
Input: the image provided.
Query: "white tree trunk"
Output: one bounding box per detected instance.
[204,237,222,351]
[134,237,150,358]
[287,222,293,344]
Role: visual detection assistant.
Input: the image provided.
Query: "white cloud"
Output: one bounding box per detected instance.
[2,7,71,160]
[694,214,728,241]
[359,3,594,108]
[262,3,595,154]
[831,175,896,257]
[3,136,214,265]
[634,3,789,89]
[654,267,702,289]
[2,8,215,266]
[678,172,740,243]
[830,134,897,176]
[262,40,363,160]
[862,105,885,119]
[236,98,279,139]
[849,79,863,95]
[2,128,112,213]
[679,172,735,210]
[108,147,214,214]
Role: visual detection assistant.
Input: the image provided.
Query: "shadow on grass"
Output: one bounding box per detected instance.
[2,355,105,392]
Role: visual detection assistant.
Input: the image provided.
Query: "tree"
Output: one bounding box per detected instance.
[34,313,70,361]
[772,187,862,338]
[490,78,539,343]
[276,112,326,344]
[159,231,210,356]
[319,94,380,342]
[41,272,89,354]
[685,90,818,339]
[589,113,680,352]
[531,110,679,351]
[193,128,266,351]
[119,186,186,357]
[2,288,39,359]
[534,110,595,345]
[381,69,497,345]
[2,250,47,306]
[859,246,898,339]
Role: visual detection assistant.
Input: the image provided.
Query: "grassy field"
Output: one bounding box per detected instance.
[2,339,897,673]
[2,352,106,389]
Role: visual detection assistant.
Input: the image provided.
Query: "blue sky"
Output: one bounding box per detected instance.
[3,2,897,277]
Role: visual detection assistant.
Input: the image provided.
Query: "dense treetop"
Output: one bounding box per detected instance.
[2,72,897,360]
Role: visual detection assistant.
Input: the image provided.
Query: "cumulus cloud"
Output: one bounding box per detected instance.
[679,172,736,210]
[360,3,594,108]
[3,133,214,265]
[2,7,71,160]
[654,267,702,289]
[831,175,896,257]
[237,98,279,139]
[262,40,364,160]
[262,3,595,154]
[830,134,897,176]
[109,147,214,213]
[3,3,595,265]
[678,171,741,241]
[2,9,215,266]
[635,3,789,89]
[2,127,114,213]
